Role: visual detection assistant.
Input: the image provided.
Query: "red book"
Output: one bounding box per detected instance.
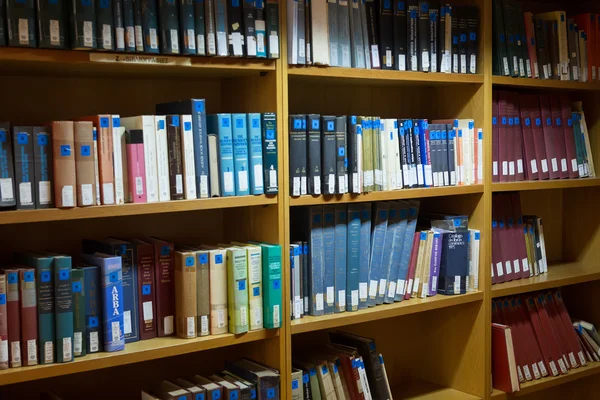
[19,268,38,366]
[519,95,539,180]
[403,232,421,300]
[529,96,550,180]
[126,129,147,203]
[509,93,525,181]
[498,194,517,282]
[5,269,21,368]
[574,15,595,82]
[492,323,520,393]
[499,300,527,382]
[131,239,157,340]
[510,193,530,279]
[492,199,506,284]
[0,274,8,370]
[146,238,175,337]
[549,96,568,179]
[498,92,511,182]
[493,93,500,182]
[533,295,569,374]
[507,298,539,380]
[559,95,579,179]
[552,290,587,367]
[515,297,549,378]
[539,95,560,179]
[543,292,578,369]
[525,296,560,376]
[524,13,540,79]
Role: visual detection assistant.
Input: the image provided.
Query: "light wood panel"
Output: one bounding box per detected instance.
[492,76,600,91]
[491,178,600,192]
[392,381,482,400]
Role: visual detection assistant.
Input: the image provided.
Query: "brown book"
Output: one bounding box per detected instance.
[166,115,184,200]
[19,268,38,366]
[51,121,76,208]
[174,250,197,339]
[0,273,8,370]
[173,379,206,399]
[158,381,192,400]
[130,238,157,340]
[5,269,21,368]
[79,115,115,205]
[209,375,241,400]
[192,376,223,400]
[74,121,97,207]
[146,237,175,337]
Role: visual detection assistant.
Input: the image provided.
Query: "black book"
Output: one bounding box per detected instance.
[158,0,180,54]
[502,0,520,76]
[307,114,321,195]
[0,122,16,208]
[440,124,449,186]
[289,115,308,197]
[346,116,360,194]
[438,5,447,73]
[543,20,555,79]
[122,0,136,51]
[0,0,6,46]
[393,0,407,71]
[567,19,579,81]
[70,0,96,49]
[364,0,380,69]
[114,0,126,51]
[140,0,159,54]
[466,6,478,74]
[166,115,184,200]
[242,0,256,57]
[437,230,469,295]
[429,3,438,73]
[534,17,549,79]
[407,0,418,71]
[549,20,560,80]
[133,0,144,51]
[304,0,311,64]
[321,116,337,196]
[265,0,279,59]
[379,0,393,69]
[96,0,115,50]
[404,119,416,188]
[194,0,206,54]
[6,0,36,47]
[457,7,468,74]
[33,127,54,209]
[204,0,216,55]
[417,1,429,72]
[491,0,508,76]
[516,3,529,77]
[227,0,244,56]
[335,116,347,195]
[450,6,459,73]
[254,0,264,57]
[37,0,67,49]
[12,127,36,210]
[179,0,196,54]
[428,124,438,186]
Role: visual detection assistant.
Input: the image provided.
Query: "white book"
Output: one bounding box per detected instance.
[208,133,221,197]
[92,127,101,205]
[537,218,548,274]
[202,246,228,335]
[181,114,197,200]
[379,120,388,191]
[231,242,263,330]
[469,229,480,292]
[357,123,363,192]
[477,128,483,184]
[121,116,159,203]
[451,123,459,186]
[358,357,372,400]
[392,120,402,190]
[311,0,329,65]
[456,119,472,185]
[111,116,125,204]
[155,116,171,202]
[287,0,299,64]
[384,120,394,191]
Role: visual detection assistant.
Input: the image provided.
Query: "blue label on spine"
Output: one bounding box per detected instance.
[142,284,151,295]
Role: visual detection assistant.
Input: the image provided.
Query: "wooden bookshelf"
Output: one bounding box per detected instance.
[392,380,482,400]
[491,178,600,192]
[492,76,600,91]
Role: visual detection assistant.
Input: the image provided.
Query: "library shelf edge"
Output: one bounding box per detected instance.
[490,361,600,400]
[0,329,279,386]
[491,178,600,192]
[492,76,600,91]
[289,185,484,207]
[290,291,484,335]
[491,262,600,298]
[393,380,482,400]
[0,195,278,225]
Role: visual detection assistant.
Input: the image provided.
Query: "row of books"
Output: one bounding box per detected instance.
[0,106,279,210]
[0,0,280,58]
[492,193,548,286]
[291,202,480,319]
[289,115,482,197]
[292,331,391,400]
[493,2,600,82]
[0,238,282,368]
[492,91,595,183]
[492,291,589,393]
[288,0,479,75]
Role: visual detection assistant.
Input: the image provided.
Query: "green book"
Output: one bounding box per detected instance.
[372,117,382,192]
[225,247,249,334]
[51,254,74,363]
[254,242,282,329]
[72,269,86,358]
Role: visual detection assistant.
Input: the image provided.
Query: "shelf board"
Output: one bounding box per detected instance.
[392,381,481,400]
[290,185,483,206]
[0,48,275,78]
[0,329,278,386]
[491,262,600,298]
[492,76,600,91]
[288,66,484,86]
[490,361,600,399]
[291,291,483,335]
[0,195,277,225]
[492,178,600,192]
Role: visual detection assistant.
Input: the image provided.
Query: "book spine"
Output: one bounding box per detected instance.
[214,0,229,55]
[196,251,210,335]
[338,0,350,67]
[0,123,15,207]
[321,116,337,195]
[54,258,73,363]
[126,131,147,203]
[205,0,217,54]
[247,113,264,195]
[166,116,184,200]
[114,244,139,343]
[208,249,228,334]
[0,0,5,46]
[364,0,379,68]
[346,205,360,312]
[309,207,325,316]
[71,269,86,358]
[188,99,209,198]
[133,0,144,50]
[158,0,180,53]
[261,112,279,194]
[180,0,197,54]
[181,114,198,200]
[18,269,37,366]
[96,0,115,50]
[123,0,136,51]
[73,122,96,207]
[227,0,244,55]
[255,0,266,57]
[101,259,125,352]
[241,0,256,57]
[114,0,126,50]
[12,127,35,210]
[429,5,438,73]
[244,247,262,331]
[194,0,206,54]
[418,1,429,72]
[335,116,347,194]
[31,128,53,209]
[154,116,170,202]
[52,121,76,208]
[368,203,388,307]
[227,249,249,334]
[83,267,102,354]
[6,0,36,47]
[265,0,279,58]
[37,0,67,48]
[215,114,235,196]
[0,275,7,369]
[175,252,197,338]
[232,114,251,196]
[141,0,159,52]
[372,118,382,190]
[347,116,360,193]
[154,243,175,337]
[138,245,157,340]
[334,205,347,313]
[6,271,20,368]
[322,205,335,315]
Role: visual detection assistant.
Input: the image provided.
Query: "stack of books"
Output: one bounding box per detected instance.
[0,239,282,368]
[288,0,479,74]
[0,103,279,211]
[290,202,480,320]
[492,92,595,183]
[289,115,482,197]
[0,0,280,58]
[492,290,589,394]
[493,1,599,82]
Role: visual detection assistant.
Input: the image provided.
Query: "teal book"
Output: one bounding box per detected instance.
[232,113,250,196]
[384,201,409,304]
[346,204,361,312]
[261,112,278,194]
[179,0,196,54]
[141,0,160,53]
[80,265,102,354]
[378,202,401,305]
[322,205,335,315]
[367,202,389,307]
[247,113,264,195]
[394,201,420,301]
[254,242,282,329]
[51,254,74,363]
[71,269,86,357]
[158,0,180,53]
[358,203,371,310]
[209,114,235,197]
[334,205,347,313]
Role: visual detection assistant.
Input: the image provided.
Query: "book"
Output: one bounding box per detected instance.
[114,0,126,51]
[289,115,307,197]
[130,238,157,340]
[157,0,180,53]
[364,0,380,68]
[71,268,85,358]
[0,122,16,208]
[146,238,175,336]
[261,112,279,194]
[346,204,361,312]
[80,265,102,354]
[179,0,196,54]
[79,115,115,205]
[12,126,35,210]
[232,243,263,331]
[208,114,235,197]
[243,0,257,57]
[164,116,183,201]
[70,0,97,49]
[205,0,217,55]
[309,206,324,316]
[265,0,279,58]
[121,116,159,202]
[0,274,7,370]
[96,0,115,50]
[321,116,337,196]
[205,247,228,334]
[141,0,160,53]
[247,113,264,195]
[154,116,170,202]
[227,0,244,56]
[181,114,198,200]
[6,0,36,47]
[17,268,37,366]
[492,323,520,393]
[232,114,251,196]
[126,129,147,203]
[309,0,328,65]
[5,269,21,367]
[207,120,221,197]
[74,121,96,207]
[334,205,347,313]
[52,255,74,362]
[123,0,136,51]
[51,121,76,208]
[323,205,335,315]
[174,250,198,338]
[417,1,430,72]
[37,0,67,48]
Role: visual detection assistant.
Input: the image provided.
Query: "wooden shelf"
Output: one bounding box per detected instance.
[0,329,278,386]
[289,185,484,206]
[0,195,277,225]
[492,76,600,91]
[0,48,276,78]
[393,381,481,400]
[492,178,600,192]
[490,362,600,399]
[491,262,600,298]
[291,291,483,335]
[288,66,484,86]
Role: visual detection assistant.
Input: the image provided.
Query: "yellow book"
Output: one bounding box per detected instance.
[419,231,434,298]
[221,245,249,334]
[231,242,264,331]
[411,231,428,298]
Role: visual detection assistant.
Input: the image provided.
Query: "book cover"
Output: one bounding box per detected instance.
[321,116,337,195]
[308,0,328,64]
[32,127,53,209]
[308,206,324,316]
[323,205,336,315]
[37,0,67,48]
[180,0,197,54]
[158,0,180,53]
[194,0,206,54]
[121,116,158,203]
[289,115,307,197]
[51,121,76,208]
[226,247,249,334]
[165,116,183,200]
[265,0,279,58]
[6,269,21,368]
[261,112,278,194]
[12,126,36,210]
[96,0,114,50]
[254,0,266,57]
[227,0,244,56]
[74,121,96,207]
[126,129,147,203]
[0,122,15,208]
[71,269,85,358]
[52,255,74,362]
[123,0,136,50]
[130,239,157,340]
[232,113,250,196]
[80,266,102,354]
[6,0,36,47]
[247,113,264,195]
[175,250,198,338]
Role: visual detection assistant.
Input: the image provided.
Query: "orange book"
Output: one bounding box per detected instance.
[51,121,76,208]
[79,115,114,205]
[74,122,96,207]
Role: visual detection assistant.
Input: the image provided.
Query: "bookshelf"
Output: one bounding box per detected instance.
[2,0,600,398]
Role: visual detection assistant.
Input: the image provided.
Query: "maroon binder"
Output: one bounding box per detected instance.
[539,95,560,179]
[130,239,158,340]
[549,96,568,179]
[19,268,38,366]
[493,93,500,183]
[510,192,531,279]
[519,95,539,180]
[499,193,518,282]
[498,92,511,182]
[510,92,525,181]
[529,96,550,180]
[492,198,507,284]
[559,95,579,179]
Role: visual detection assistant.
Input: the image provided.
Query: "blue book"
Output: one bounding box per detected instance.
[308,206,324,316]
[333,205,347,313]
[232,113,250,196]
[82,254,125,352]
[80,265,102,354]
[322,205,336,315]
[394,201,420,301]
[384,202,409,304]
[346,204,361,312]
[155,99,210,198]
[436,230,469,295]
[247,113,264,195]
[358,203,371,310]
[208,114,235,197]
[418,119,431,187]
[367,202,389,308]
[377,202,400,305]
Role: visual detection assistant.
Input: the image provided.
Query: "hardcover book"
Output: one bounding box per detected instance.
[5,269,21,368]
[52,255,74,362]
[334,205,347,313]
[194,0,206,54]
[174,250,198,338]
[254,0,266,57]
[80,265,102,354]
[122,116,159,203]
[51,121,76,208]
[242,0,256,57]
[208,114,235,197]
[19,268,37,366]
[6,0,36,47]
[307,114,321,195]
[126,129,147,203]
[0,274,7,369]
[33,127,53,208]
[123,0,137,50]
[166,116,184,200]
[74,121,96,207]
[158,0,180,53]
[261,112,279,194]
[0,122,16,208]
[96,0,115,50]
[70,0,97,49]
[114,0,126,50]
[181,114,197,200]
[227,0,244,56]
[232,114,251,196]
[204,247,228,334]
[265,0,279,58]
[247,113,264,195]
[12,126,36,210]
[308,206,324,316]
[323,205,336,314]
[225,247,249,334]
[205,0,217,54]
[141,0,160,53]
[154,116,169,202]
[37,0,67,48]
[257,242,282,328]
[214,0,228,56]
[71,268,86,358]
[130,239,157,340]
[79,115,115,205]
[146,238,175,336]
[179,0,196,54]
[289,115,307,197]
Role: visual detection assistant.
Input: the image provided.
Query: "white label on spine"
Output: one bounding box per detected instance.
[254,164,264,189]
[315,293,324,311]
[27,339,36,362]
[387,281,397,298]
[44,341,54,362]
[19,182,32,205]
[453,54,459,73]
[0,178,13,201]
[578,351,587,366]
[102,182,114,205]
[557,358,567,374]
[164,315,174,334]
[269,168,277,189]
[534,62,539,78]
[378,279,386,296]
[549,361,558,376]
[496,262,504,276]
[551,158,558,172]
[561,159,568,172]
[238,170,248,192]
[170,29,179,51]
[313,176,321,195]
[338,290,346,309]
[123,310,132,334]
[81,183,93,206]
[569,352,577,368]
[571,159,578,173]
[187,316,195,337]
[432,276,438,292]
[539,361,548,376]
[143,301,153,321]
[61,185,74,207]
[460,54,466,73]
[470,55,477,73]
[327,286,334,304]
[543,64,549,79]
[541,159,548,173]
[273,304,281,327]
[359,282,368,301]
[492,161,498,176]
[523,365,532,381]
[201,315,209,335]
[224,171,234,193]
[398,55,406,71]
[217,310,225,328]
[454,276,460,293]
[116,27,125,49]
[102,24,112,49]
[518,59,525,76]
[328,174,335,194]
[208,33,216,55]
[406,278,414,294]
[39,181,50,204]
[375,169,383,185]
[232,32,243,56]
[127,26,135,49]
[517,159,524,174]
[135,26,143,49]
[397,279,406,295]
[509,161,515,176]
[200,175,208,197]
[505,261,512,274]
[74,333,82,355]
[351,290,358,307]
[513,260,520,274]
[503,58,510,75]
[50,20,60,46]
[149,28,158,49]
[269,33,279,56]
[386,50,392,67]
[522,258,529,272]
[413,278,420,294]
[352,172,359,193]
[136,176,145,195]
[532,363,541,379]
[0,342,7,363]
[371,45,380,68]
[111,322,120,343]
[338,176,345,193]
[18,19,29,45]
[197,34,206,55]
[293,177,300,196]
[10,342,20,365]
[369,280,378,298]
[62,337,72,361]
[413,55,419,71]
[187,29,195,50]
[531,160,538,174]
